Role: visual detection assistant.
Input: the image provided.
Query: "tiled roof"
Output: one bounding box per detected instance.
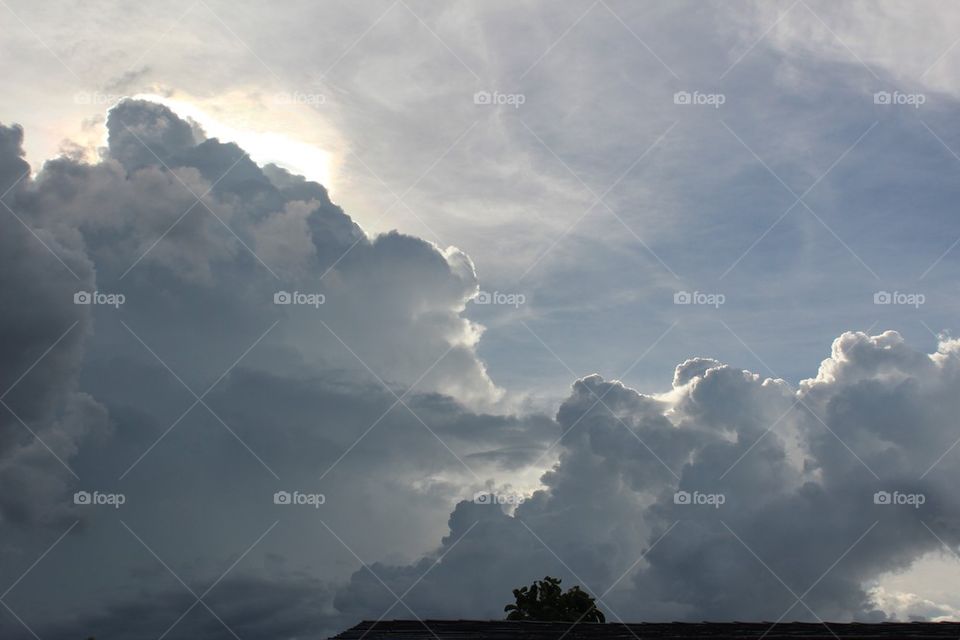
[329,620,960,640]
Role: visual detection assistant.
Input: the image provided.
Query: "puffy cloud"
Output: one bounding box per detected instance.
[4,99,960,640]
[343,331,960,623]
[12,99,502,406]
[0,102,552,638]
[867,586,960,622]
[0,123,107,526]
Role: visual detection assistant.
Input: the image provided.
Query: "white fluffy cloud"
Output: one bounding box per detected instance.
[22,99,502,407]
[341,331,960,623]
[868,585,960,622]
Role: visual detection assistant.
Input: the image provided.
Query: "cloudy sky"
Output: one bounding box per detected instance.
[3,1,960,638]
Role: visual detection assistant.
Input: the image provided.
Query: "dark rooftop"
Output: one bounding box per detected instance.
[329,620,960,640]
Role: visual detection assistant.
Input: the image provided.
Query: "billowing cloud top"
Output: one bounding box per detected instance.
[338,331,960,623]
[14,99,501,403]
[2,100,960,640]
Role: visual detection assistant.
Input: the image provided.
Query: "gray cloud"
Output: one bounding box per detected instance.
[35,573,346,640]
[0,123,107,526]
[339,331,960,623]
[21,100,501,404]
[3,94,960,640]
[0,101,554,639]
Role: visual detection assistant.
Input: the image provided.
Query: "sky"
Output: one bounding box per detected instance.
[3,1,960,638]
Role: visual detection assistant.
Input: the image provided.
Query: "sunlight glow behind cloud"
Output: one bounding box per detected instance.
[133,92,338,192]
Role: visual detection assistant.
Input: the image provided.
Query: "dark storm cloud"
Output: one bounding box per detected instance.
[35,573,346,640]
[0,123,107,526]
[4,98,960,640]
[0,100,553,639]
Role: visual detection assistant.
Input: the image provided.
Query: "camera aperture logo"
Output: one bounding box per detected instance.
[674,490,725,509]
[674,290,725,308]
[74,291,125,308]
[273,490,325,508]
[873,490,925,509]
[274,291,325,308]
[473,90,525,109]
[873,291,924,308]
[73,490,126,509]
[674,90,725,109]
[473,491,525,506]
[473,290,526,308]
[873,91,925,108]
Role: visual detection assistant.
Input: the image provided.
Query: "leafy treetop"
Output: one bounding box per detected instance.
[504,576,605,623]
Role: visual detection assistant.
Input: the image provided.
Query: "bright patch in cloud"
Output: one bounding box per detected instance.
[133,92,338,191]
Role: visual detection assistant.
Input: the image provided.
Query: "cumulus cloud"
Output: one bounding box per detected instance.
[0,123,108,526]
[4,100,960,640]
[867,585,960,622]
[21,99,500,406]
[0,101,556,639]
[340,331,960,623]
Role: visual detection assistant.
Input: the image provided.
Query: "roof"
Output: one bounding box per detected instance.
[329,620,960,639]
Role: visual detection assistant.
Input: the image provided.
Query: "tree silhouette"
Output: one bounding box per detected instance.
[504,576,605,623]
